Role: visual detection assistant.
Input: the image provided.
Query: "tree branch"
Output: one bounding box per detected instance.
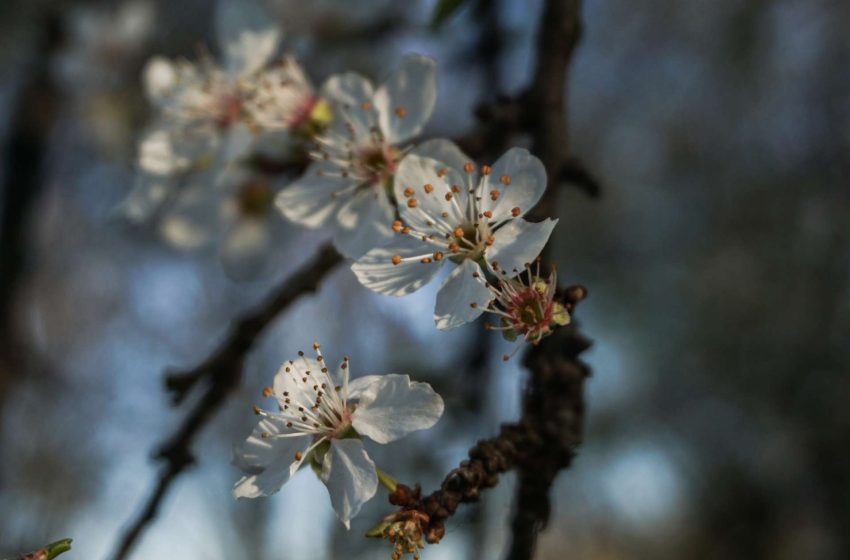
[375,2,590,558]
[377,288,590,552]
[108,244,342,560]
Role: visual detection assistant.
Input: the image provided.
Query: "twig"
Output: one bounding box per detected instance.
[108,244,342,560]
[377,288,591,549]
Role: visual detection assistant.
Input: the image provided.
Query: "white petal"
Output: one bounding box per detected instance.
[321,72,375,107]
[138,127,188,175]
[215,0,281,77]
[220,218,272,280]
[373,55,437,144]
[333,186,395,259]
[233,450,304,499]
[410,138,473,175]
[320,439,378,529]
[272,356,323,407]
[350,374,444,443]
[434,259,491,330]
[480,148,547,221]
[232,420,311,499]
[143,57,177,103]
[219,123,257,167]
[394,152,469,232]
[233,417,306,470]
[351,236,443,296]
[487,218,558,278]
[275,162,354,228]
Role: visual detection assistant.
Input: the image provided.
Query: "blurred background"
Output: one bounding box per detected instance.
[1,0,848,558]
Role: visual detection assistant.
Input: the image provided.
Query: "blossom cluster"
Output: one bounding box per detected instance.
[125,0,577,548]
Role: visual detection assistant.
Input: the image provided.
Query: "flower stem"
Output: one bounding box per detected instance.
[45,540,73,560]
[376,468,399,493]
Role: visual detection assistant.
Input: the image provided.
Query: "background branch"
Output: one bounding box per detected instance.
[108,244,342,560]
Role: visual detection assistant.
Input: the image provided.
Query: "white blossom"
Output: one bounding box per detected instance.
[482,259,571,351]
[352,139,557,330]
[275,54,438,258]
[233,343,444,528]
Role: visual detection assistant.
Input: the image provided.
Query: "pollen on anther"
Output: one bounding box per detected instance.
[444,193,453,201]
[407,198,418,208]
[454,227,464,238]
[261,432,270,439]
[295,451,303,461]
[511,207,521,217]
[298,350,305,357]
[449,242,460,253]
[434,251,444,261]
[262,387,273,398]
[420,257,433,264]
[392,220,403,232]
[286,421,293,427]
[313,342,321,350]
[424,183,434,194]
[441,212,449,218]
[252,405,261,415]
[361,101,373,110]
[395,106,407,118]
[483,210,493,219]
[481,165,492,175]
[392,255,402,265]
[463,162,475,173]
[452,184,461,193]
[437,167,449,178]
[470,303,478,308]
[402,226,411,234]
[403,187,415,198]
[490,190,501,201]
[500,174,512,185]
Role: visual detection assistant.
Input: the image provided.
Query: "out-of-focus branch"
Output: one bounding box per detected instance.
[0,12,63,386]
[376,289,590,552]
[508,2,585,557]
[108,244,342,560]
[456,0,598,201]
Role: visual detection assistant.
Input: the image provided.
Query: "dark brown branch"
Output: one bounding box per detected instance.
[0,12,63,385]
[378,2,589,558]
[508,2,585,557]
[381,289,591,549]
[108,244,342,560]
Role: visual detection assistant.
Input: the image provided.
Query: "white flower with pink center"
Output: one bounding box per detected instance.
[233,343,444,528]
[275,54,438,258]
[483,260,571,349]
[351,139,558,331]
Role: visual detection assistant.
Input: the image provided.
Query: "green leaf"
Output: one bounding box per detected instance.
[430,0,468,30]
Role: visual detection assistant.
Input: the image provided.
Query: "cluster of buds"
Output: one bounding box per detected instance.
[367,509,429,560]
